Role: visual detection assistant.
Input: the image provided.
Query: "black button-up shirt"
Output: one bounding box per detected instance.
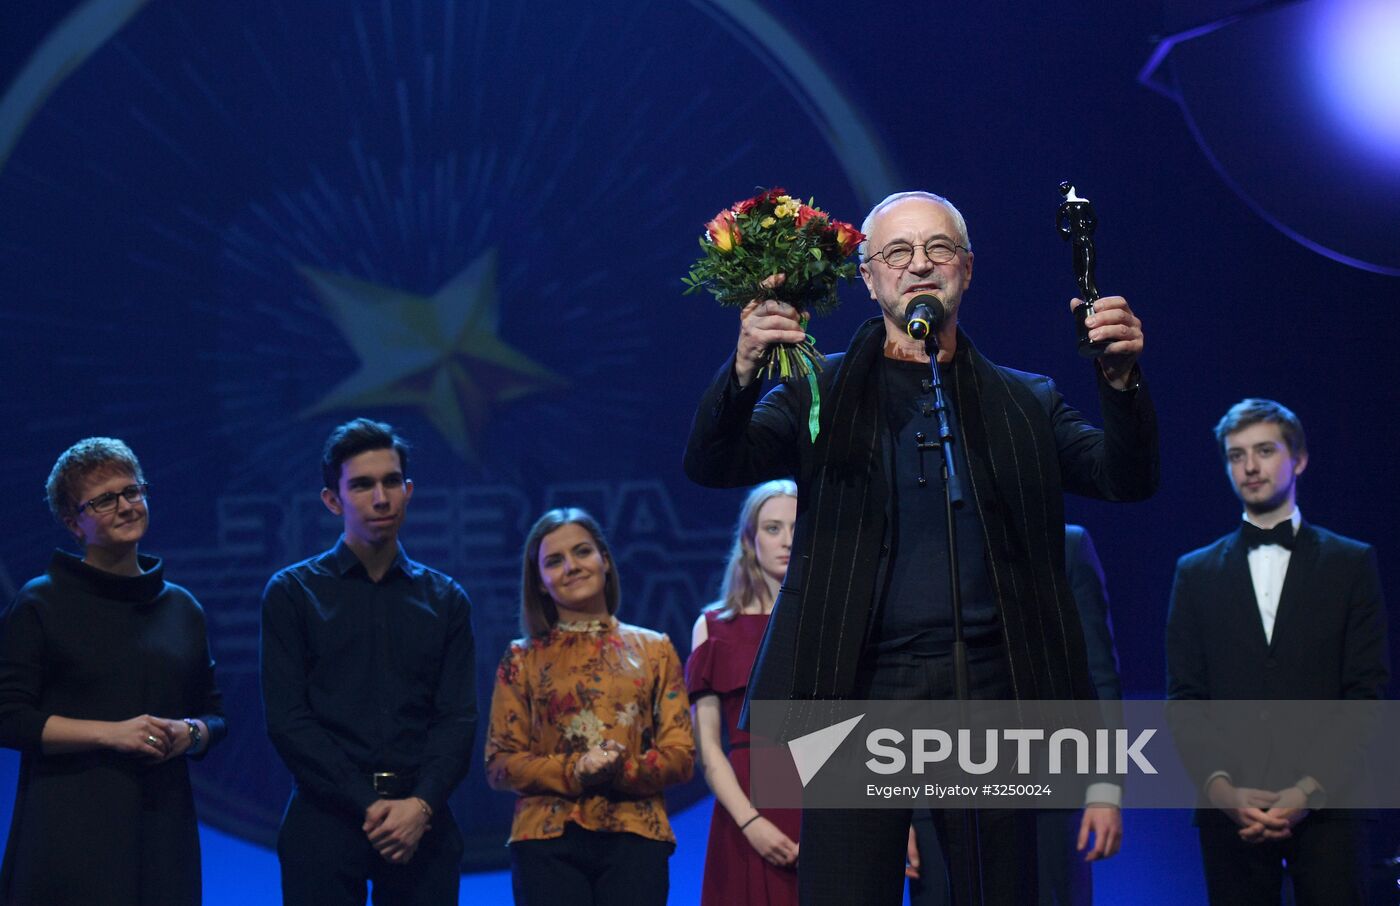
[260,539,476,816]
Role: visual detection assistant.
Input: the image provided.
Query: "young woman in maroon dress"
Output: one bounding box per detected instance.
[686,480,800,906]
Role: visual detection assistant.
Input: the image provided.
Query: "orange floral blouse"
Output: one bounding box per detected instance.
[485,617,695,844]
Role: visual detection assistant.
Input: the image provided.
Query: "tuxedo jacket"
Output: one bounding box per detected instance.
[684,319,1158,734]
[1166,522,1388,809]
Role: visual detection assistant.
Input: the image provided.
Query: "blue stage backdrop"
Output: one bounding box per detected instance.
[2,0,1397,881]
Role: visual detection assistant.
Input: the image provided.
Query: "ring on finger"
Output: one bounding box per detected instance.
[145,734,160,746]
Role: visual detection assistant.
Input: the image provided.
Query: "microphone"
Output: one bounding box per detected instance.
[904,294,944,341]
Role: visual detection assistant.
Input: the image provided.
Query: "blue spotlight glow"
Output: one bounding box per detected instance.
[1311,0,1400,162]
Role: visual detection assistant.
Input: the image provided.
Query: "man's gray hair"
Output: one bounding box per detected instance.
[858,191,971,261]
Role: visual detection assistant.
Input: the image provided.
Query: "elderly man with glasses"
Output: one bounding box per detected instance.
[684,190,1158,906]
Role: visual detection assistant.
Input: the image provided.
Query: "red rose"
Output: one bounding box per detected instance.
[795,204,827,229]
[733,196,759,215]
[705,208,741,253]
[759,186,789,204]
[833,220,865,256]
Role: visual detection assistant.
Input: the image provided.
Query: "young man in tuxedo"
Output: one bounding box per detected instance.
[1166,398,1388,905]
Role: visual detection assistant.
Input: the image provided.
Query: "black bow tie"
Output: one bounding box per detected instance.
[1242,521,1295,550]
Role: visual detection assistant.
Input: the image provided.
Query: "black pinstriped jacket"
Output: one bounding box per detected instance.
[684,318,1158,732]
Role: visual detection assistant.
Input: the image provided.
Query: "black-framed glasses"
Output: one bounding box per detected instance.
[868,239,967,269]
[76,483,149,515]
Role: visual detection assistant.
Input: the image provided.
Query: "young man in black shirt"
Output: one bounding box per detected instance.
[261,418,476,905]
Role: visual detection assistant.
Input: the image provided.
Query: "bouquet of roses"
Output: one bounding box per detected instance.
[682,187,864,382]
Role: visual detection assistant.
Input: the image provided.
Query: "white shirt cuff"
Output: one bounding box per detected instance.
[1203,770,1232,796]
[1084,782,1121,808]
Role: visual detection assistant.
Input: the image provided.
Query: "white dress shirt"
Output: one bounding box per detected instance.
[1244,508,1301,645]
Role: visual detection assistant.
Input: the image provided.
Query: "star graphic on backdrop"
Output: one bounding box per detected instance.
[300,250,565,461]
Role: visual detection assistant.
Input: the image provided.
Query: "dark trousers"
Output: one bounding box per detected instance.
[799,642,1039,906]
[1198,815,1365,906]
[509,823,672,906]
[277,791,463,906]
[910,808,1089,906]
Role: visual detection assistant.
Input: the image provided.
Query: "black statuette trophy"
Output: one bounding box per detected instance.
[1056,181,1108,358]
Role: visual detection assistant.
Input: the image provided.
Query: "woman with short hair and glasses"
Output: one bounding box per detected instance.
[485,508,693,906]
[0,437,226,905]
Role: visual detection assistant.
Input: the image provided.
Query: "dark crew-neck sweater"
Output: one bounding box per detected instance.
[873,356,999,655]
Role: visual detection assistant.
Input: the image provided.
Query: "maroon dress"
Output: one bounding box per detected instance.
[685,611,800,906]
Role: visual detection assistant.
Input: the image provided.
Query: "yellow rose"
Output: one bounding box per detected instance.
[760,216,776,228]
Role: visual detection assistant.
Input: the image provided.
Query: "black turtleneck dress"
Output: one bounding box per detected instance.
[0,551,226,905]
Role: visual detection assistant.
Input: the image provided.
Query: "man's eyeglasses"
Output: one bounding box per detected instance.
[76,483,149,515]
[867,239,967,269]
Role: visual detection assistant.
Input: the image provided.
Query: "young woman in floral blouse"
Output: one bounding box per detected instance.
[485,508,694,906]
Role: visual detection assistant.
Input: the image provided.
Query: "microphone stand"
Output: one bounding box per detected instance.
[916,329,983,905]
[917,330,968,698]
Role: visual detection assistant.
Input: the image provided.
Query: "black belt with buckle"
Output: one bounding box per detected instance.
[371,771,416,798]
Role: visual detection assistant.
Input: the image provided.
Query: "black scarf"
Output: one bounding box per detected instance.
[791,317,1092,702]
